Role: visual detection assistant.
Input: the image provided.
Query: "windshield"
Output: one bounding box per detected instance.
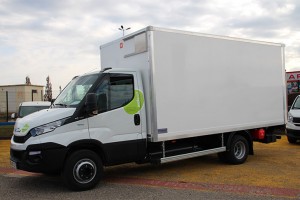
[292,96,300,109]
[19,106,50,118]
[53,73,99,108]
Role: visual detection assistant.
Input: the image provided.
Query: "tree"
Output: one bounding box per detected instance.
[44,76,52,101]
[25,76,31,85]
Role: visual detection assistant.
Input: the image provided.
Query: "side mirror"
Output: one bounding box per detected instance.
[288,106,291,111]
[86,93,97,115]
[11,113,16,119]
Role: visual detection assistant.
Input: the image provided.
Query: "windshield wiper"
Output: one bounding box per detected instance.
[54,103,68,108]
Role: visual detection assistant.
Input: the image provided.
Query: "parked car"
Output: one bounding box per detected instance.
[286,95,300,143]
[288,92,300,110]
[11,101,51,119]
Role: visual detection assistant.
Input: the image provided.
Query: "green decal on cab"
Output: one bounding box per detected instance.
[124,90,144,114]
[21,124,30,132]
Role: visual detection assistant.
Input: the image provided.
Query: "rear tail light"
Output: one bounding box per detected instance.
[252,129,265,140]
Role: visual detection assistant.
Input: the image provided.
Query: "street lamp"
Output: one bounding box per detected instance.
[119,25,131,36]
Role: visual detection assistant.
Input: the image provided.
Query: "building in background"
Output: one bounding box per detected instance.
[287,71,300,94]
[0,84,44,114]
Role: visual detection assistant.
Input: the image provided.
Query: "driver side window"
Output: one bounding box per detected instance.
[95,74,134,113]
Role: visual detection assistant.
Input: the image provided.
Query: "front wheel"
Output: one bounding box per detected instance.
[218,135,249,164]
[287,136,297,144]
[62,150,103,191]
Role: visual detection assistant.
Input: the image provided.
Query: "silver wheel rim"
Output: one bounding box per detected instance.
[73,158,97,184]
[234,141,246,160]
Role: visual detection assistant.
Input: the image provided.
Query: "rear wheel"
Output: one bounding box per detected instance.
[218,135,249,164]
[62,150,103,191]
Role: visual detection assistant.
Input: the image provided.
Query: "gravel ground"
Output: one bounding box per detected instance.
[0,175,295,200]
[1,135,299,199]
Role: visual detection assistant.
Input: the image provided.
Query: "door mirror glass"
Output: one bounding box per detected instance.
[11,113,16,119]
[86,93,97,115]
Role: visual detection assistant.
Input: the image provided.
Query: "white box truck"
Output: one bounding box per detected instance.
[10,26,286,191]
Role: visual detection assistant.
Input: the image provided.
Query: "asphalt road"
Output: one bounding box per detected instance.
[0,175,294,200]
[0,136,299,199]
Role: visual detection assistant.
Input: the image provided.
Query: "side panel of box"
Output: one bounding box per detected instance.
[151,30,285,141]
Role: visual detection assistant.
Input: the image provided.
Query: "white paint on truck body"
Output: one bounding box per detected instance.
[100,26,286,142]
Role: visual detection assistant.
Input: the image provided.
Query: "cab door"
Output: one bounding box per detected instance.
[88,72,145,165]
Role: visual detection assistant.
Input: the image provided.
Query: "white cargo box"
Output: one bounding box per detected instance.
[100,26,286,142]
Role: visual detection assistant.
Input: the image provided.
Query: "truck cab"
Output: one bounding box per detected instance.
[10,68,147,190]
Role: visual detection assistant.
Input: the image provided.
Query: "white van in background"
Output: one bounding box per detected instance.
[11,101,51,119]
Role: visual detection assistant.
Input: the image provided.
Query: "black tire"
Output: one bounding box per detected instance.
[287,136,297,144]
[218,135,249,165]
[62,150,103,191]
[217,152,228,163]
[43,171,60,176]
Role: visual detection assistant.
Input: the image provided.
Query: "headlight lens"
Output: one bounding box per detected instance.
[30,118,68,137]
[288,114,293,123]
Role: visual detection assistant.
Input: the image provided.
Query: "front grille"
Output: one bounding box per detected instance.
[293,117,300,123]
[13,133,31,143]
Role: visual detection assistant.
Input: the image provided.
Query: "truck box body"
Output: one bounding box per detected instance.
[101,26,286,142]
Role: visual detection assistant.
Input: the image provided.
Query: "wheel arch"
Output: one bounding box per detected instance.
[65,139,108,166]
[225,131,254,155]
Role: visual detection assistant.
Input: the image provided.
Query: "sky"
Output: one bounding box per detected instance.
[1,0,300,97]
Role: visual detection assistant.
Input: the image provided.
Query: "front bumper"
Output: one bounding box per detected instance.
[286,122,300,140]
[10,142,68,173]
[286,129,300,140]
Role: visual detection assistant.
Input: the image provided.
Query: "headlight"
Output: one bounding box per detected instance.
[30,118,68,137]
[288,114,293,123]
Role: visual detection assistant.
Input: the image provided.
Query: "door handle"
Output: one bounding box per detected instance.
[134,114,140,126]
